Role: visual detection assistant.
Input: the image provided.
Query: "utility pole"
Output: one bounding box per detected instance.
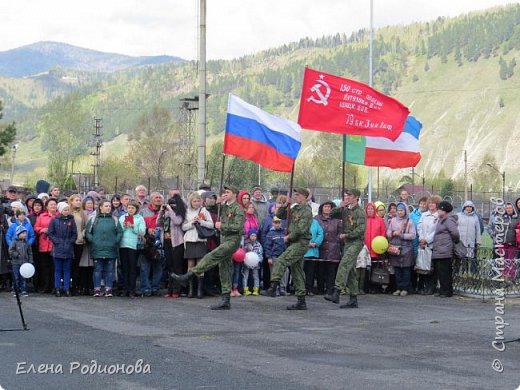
[91,118,103,188]
[464,150,468,201]
[179,97,198,192]
[197,0,207,185]
[411,166,415,192]
[10,143,18,185]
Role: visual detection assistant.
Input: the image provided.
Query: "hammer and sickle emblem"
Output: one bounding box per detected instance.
[307,79,331,106]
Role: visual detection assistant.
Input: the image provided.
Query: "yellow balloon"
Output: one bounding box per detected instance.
[371,236,389,254]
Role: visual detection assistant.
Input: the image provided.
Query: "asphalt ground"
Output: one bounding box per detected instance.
[0,291,519,390]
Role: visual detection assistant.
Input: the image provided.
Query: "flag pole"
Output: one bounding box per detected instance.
[341,136,346,198]
[286,164,295,231]
[217,153,226,220]
[367,0,374,202]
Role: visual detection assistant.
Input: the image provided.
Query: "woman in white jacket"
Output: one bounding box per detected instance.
[416,195,441,295]
[182,192,214,298]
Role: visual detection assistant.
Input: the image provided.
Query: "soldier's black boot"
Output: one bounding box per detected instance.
[287,295,307,310]
[260,281,279,297]
[197,277,204,299]
[210,293,230,310]
[340,295,358,309]
[324,287,340,304]
[170,271,194,287]
[187,279,194,298]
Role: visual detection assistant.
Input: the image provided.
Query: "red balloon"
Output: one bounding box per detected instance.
[232,248,246,263]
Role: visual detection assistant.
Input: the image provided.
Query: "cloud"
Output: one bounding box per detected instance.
[1,0,516,60]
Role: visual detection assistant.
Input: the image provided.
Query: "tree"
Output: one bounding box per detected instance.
[127,106,187,190]
[499,57,508,80]
[0,101,16,157]
[38,93,90,187]
[472,153,500,192]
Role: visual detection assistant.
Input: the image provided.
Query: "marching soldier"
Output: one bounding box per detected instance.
[324,189,366,308]
[171,185,245,310]
[262,188,312,310]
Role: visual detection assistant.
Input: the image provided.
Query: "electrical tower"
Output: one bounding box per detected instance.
[91,118,103,188]
[179,97,198,192]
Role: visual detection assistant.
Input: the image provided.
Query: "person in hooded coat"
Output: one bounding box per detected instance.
[364,202,387,293]
[386,202,416,296]
[456,200,482,275]
[432,201,460,297]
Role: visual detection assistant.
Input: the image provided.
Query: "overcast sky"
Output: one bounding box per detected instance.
[2,0,516,60]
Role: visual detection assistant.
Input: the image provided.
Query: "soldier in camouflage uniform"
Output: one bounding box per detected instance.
[261,188,313,310]
[171,185,245,310]
[324,189,365,308]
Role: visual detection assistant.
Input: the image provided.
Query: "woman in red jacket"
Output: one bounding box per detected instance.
[34,198,58,293]
[364,202,387,293]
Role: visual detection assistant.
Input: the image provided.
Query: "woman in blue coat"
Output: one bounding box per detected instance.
[303,218,324,295]
[48,202,77,297]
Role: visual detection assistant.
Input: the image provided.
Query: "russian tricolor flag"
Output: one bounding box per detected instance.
[224,94,302,172]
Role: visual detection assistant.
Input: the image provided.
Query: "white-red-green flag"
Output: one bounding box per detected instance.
[344,116,422,169]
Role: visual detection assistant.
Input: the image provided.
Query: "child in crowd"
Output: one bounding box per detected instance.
[242,229,263,296]
[264,217,287,295]
[9,226,33,297]
[6,209,36,247]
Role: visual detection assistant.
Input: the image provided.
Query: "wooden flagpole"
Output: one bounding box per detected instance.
[285,164,295,231]
[217,154,226,220]
[342,135,346,198]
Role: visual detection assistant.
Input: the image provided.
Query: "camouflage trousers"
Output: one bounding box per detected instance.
[271,242,307,297]
[192,235,241,295]
[334,240,363,296]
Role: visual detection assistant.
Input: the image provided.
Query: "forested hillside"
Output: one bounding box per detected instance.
[1,4,520,191]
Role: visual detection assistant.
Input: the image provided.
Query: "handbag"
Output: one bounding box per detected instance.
[194,222,216,239]
[356,245,371,268]
[370,262,390,285]
[453,240,467,259]
[415,247,433,274]
[136,235,145,250]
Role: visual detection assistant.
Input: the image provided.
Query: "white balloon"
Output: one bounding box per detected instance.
[19,263,35,279]
[244,252,261,268]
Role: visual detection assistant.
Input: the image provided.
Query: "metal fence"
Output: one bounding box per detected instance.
[452,247,519,298]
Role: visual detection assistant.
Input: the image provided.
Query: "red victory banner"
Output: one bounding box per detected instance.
[298,68,409,141]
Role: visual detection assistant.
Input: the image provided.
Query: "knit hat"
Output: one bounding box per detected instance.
[248,229,258,237]
[396,203,407,211]
[10,201,25,211]
[201,191,217,201]
[15,225,27,237]
[57,202,70,214]
[374,201,386,210]
[272,216,281,222]
[37,193,49,200]
[438,201,453,213]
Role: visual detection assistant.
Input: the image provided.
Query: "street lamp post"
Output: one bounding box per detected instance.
[411,169,425,194]
[157,149,167,190]
[486,163,505,200]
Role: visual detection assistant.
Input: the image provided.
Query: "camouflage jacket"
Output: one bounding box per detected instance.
[277,203,312,244]
[219,201,245,237]
[331,203,365,241]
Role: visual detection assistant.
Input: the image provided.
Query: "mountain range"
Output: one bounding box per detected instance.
[0,41,184,77]
[1,4,520,191]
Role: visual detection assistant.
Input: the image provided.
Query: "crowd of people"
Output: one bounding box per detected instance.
[0,182,516,310]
